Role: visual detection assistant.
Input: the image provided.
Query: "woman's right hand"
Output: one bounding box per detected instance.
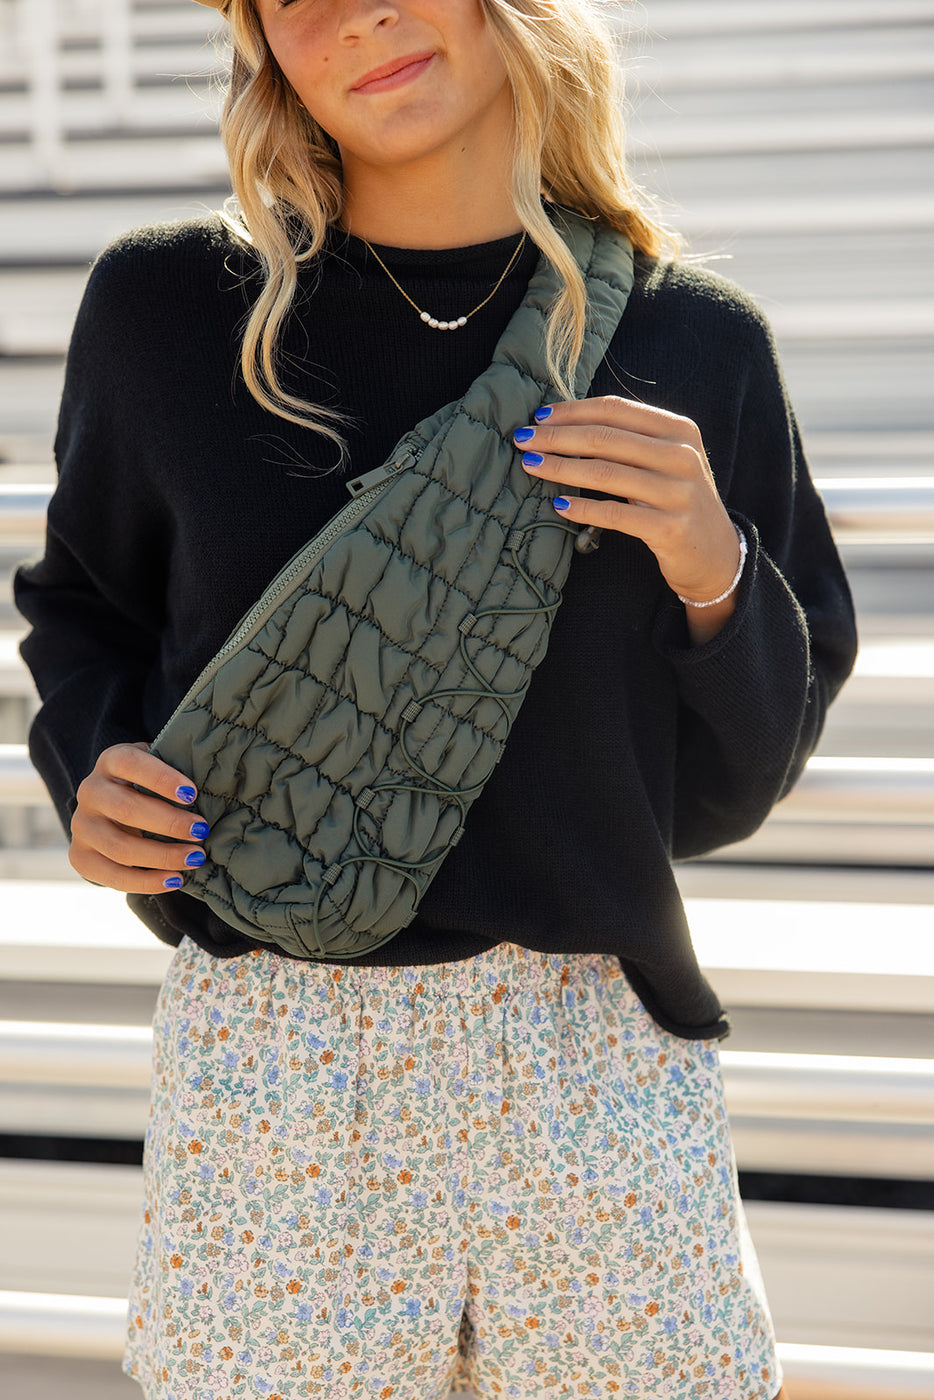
[69,741,209,894]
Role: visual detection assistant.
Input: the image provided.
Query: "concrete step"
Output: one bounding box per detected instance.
[0,42,225,93]
[1,1017,930,1178]
[627,25,934,101]
[2,3,928,96]
[0,84,224,142]
[3,630,934,762]
[2,737,932,850]
[3,229,934,352]
[0,1342,930,1400]
[0,133,228,193]
[628,1,934,36]
[2,1343,931,1400]
[632,111,934,161]
[0,1165,931,1354]
[6,477,934,547]
[1,190,931,273]
[805,430,934,475]
[0,878,930,1014]
[638,148,934,218]
[2,336,930,443]
[3,112,932,196]
[4,256,932,355]
[4,429,930,483]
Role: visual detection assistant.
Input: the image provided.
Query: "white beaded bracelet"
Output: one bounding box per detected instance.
[676,526,748,608]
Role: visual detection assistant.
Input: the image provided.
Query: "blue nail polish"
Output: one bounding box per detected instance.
[513,426,535,443]
[522,452,545,468]
[190,821,210,840]
[534,405,553,422]
[553,496,571,511]
[176,785,197,804]
[185,850,207,868]
[164,876,183,890]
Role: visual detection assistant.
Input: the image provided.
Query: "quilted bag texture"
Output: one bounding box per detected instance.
[146,212,634,958]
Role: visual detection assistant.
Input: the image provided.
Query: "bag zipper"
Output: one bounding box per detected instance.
[150,437,422,752]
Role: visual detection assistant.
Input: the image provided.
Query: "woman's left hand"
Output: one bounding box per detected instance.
[516,396,743,642]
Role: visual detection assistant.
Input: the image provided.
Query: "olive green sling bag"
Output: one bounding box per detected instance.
[139,212,634,959]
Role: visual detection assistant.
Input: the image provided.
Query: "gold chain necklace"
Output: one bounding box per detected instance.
[361,231,527,331]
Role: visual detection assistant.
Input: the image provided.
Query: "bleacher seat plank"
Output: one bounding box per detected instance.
[0,1159,931,1356]
[2,192,930,272]
[4,272,932,356]
[3,339,931,450]
[1,1017,929,1175]
[0,880,931,1012]
[633,1,934,35]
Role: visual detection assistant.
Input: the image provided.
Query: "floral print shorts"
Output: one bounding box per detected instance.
[124,937,781,1400]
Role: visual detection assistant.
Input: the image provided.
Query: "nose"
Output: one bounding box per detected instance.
[338,0,399,43]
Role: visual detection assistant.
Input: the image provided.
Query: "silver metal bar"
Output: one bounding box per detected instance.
[2,745,934,826]
[24,0,63,184]
[3,1018,930,1125]
[4,479,934,548]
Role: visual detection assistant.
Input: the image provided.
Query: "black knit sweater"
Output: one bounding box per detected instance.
[14,215,857,1038]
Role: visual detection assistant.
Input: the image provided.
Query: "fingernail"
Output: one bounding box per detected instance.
[164,876,184,890]
[189,821,210,840]
[185,850,207,868]
[513,426,535,444]
[522,452,545,468]
[534,405,553,422]
[553,496,571,511]
[176,786,197,804]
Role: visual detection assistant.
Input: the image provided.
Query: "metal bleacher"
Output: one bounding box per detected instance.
[0,2,932,1398]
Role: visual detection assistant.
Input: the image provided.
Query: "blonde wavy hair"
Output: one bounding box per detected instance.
[218,0,675,444]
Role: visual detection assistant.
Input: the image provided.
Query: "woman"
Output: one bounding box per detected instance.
[15,1,856,1396]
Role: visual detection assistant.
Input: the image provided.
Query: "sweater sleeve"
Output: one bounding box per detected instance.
[655,300,858,859]
[13,245,170,835]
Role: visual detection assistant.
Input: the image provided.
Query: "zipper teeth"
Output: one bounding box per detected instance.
[150,444,419,752]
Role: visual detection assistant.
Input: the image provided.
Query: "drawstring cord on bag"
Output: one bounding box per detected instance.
[305,516,578,958]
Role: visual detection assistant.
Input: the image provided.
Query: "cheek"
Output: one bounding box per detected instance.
[264,20,331,103]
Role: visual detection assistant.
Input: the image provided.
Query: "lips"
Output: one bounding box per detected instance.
[351,50,435,93]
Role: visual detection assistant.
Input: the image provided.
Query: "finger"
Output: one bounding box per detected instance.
[517,423,697,479]
[533,396,703,447]
[549,490,665,546]
[522,450,686,509]
[96,742,199,807]
[71,810,209,874]
[76,772,210,844]
[69,841,193,895]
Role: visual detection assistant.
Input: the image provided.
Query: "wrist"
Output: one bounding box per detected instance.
[676,525,747,609]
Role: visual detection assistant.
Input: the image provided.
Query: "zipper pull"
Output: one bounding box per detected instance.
[346,444,419,498]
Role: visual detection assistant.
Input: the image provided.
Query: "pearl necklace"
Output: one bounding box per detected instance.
[361,232,527,331]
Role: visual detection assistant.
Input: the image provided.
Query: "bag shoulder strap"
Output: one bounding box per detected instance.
[140,217,635,959]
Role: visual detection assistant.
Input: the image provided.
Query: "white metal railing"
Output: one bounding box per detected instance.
[0,1021,152,1088]
[818,477,934,543]
[2,881,931,1013]
[3,480,934,549]
[6,0,134,184]
[7,1277,934,1389]
[770,757,934,826]
[1,1013,931,1171]
[2,1019,931,1125]
[1,1292,933,1388]
[778,1343,934,1398]
[3,746,931,827]
[0,747,42,804]
[721,1051,934,1125]
[636,1,934,36]
[0,1289,126,1359]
